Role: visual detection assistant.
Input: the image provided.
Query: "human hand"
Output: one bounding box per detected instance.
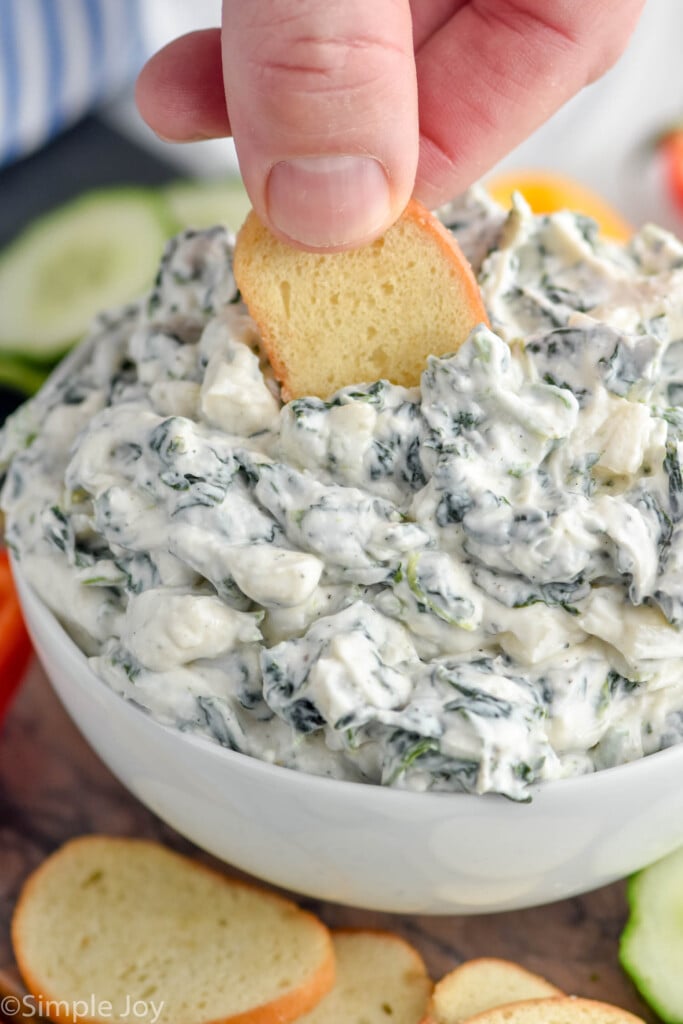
[136,0,644,251]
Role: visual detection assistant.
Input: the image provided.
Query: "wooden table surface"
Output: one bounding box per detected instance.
[0,662,657,1021]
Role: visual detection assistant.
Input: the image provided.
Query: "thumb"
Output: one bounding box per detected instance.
[222,0,418,250]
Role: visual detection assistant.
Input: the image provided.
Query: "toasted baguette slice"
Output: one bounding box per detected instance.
[460,997,645,1024]
[297,930,432,1024]
[427,958,563,1024]
[233,200,488,400]
[12,836,335,1024]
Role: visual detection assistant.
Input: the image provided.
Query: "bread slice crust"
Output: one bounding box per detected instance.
[454,996,645,1024]
[425,957,563,1024]
[12,836,335,1024]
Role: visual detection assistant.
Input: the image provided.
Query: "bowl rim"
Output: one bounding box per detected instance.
[13,556,683,808]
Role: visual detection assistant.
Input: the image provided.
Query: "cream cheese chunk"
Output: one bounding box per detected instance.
[124,589,262,672]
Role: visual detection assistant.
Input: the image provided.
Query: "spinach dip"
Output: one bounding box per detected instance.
[4,189,683,800]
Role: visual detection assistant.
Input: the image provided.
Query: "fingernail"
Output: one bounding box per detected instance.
[267,155,391,249]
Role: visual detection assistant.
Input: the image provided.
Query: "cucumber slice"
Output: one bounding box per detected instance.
[620,845,683,1022]
[163,178,252,232]
[0,188,172,362]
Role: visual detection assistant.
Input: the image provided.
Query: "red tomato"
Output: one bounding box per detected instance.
[0,549,32,723]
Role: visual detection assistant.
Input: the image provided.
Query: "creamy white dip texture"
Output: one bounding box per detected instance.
[4,189,683,800]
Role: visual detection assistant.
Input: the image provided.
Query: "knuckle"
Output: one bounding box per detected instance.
[232,2,415,137]
[250,30,407,97]
[477,0,645,85]
[246,29,409,136]
[550,0,645,83]
[586,4,644,80]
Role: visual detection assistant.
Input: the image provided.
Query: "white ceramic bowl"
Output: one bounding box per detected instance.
[13,562,683,915]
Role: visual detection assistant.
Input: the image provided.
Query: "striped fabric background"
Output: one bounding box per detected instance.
[0,0,147,167]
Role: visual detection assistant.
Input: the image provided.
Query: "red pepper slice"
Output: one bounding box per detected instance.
[0,549,32,723]
[662,130,683,215]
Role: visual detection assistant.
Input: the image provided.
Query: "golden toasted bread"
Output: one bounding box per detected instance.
[12,836,335,1024]
[298,929,432,1024]
[233,200,488,400]
[425,958,563,1024]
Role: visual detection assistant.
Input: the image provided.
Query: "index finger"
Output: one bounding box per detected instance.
[414,0,645,208]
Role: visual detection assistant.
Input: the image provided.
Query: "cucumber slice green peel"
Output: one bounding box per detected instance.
[620,844,683,1023]
[0,188,173,363]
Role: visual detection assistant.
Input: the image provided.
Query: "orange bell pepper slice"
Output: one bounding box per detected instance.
[486,169,632,243]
